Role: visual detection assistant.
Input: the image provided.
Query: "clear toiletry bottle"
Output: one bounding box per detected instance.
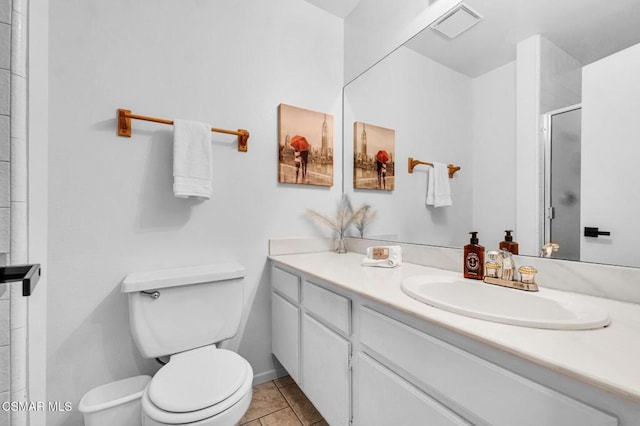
[463,232,485,280]
[499,230,519,255]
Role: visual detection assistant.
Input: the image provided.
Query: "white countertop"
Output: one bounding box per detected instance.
[269,251,640,404]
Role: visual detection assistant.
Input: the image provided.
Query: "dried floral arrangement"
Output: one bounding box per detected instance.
[306,195,376,253]
[354,205,377,238]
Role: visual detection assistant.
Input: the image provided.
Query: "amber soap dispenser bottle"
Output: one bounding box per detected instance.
[499,230,519,255]
[463,232,485,280]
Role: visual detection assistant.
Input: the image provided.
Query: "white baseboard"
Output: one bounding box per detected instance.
[252,367,289,386]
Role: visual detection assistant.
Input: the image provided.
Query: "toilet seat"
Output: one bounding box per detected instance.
[142,346,253,425]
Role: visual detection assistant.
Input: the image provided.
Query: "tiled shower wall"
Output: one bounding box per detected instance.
[0,0,29,425]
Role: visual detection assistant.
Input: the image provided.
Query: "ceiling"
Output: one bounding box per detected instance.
[303,0,361,18]
[405,0,640,77]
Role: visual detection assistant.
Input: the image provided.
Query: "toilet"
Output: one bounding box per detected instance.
[121,262,253,426]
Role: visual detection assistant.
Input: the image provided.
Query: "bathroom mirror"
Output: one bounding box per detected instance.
[343,0,640,268]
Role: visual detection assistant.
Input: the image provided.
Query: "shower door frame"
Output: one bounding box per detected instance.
[542,103,582,259]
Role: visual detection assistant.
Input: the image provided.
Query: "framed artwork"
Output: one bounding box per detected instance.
[353,121,395,190]
[278,104,334,187]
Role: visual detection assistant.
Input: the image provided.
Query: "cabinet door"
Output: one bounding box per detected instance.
[356,353,470,426]
[302,314,351,426]
[272,292,300,383]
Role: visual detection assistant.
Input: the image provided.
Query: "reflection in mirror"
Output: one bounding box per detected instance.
[343,0,640,268]
[544,106,582,262]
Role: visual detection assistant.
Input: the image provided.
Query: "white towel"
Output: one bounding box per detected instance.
[173,119,212,199]
[361,258,400,268]
[361,245,402,268]
[426,162,452,207]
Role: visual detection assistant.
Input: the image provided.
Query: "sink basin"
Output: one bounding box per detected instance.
[401,274,610,330]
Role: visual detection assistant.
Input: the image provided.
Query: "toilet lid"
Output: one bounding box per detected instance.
[148,346,249,413]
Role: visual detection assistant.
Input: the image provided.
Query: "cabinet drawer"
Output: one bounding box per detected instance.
[357,352,469,426]
[303,281,351,335]
[360,307,617,426]
[271,266,300,303]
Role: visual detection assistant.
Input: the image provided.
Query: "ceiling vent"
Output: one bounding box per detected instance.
[430,3,482,39]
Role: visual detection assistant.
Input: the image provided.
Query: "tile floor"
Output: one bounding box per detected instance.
[238,376,328,426]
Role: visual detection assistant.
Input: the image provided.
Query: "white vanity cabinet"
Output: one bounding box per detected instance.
[271,266,353,425]
[270,263,626,425]
[359,306,617,426]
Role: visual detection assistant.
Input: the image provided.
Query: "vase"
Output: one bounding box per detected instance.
[335,235,347,254]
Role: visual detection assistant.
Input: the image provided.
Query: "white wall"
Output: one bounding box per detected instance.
[471,62,517,250]
[344,0,460,83]
[48,1,343,424]
[28,0,49,424]
[581,42,640,267]
[539,37,582,114]
[344,46,473,247]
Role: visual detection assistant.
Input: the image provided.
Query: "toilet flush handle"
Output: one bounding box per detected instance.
[140,290,160,299]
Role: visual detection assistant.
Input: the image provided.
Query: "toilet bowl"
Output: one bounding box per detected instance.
[121,263,253,426]
[141,346,253,426]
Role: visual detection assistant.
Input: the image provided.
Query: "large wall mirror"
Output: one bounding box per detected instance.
[343,0,640,268]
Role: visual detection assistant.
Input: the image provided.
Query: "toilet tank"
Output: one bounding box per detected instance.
[121,262,245,359]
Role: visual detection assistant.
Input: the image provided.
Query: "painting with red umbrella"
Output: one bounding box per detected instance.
[353,121,395,190]
[278,104,334,187]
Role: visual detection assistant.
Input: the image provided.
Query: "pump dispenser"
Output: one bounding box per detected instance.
[463,232,485,280]
[499,230,519,255]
